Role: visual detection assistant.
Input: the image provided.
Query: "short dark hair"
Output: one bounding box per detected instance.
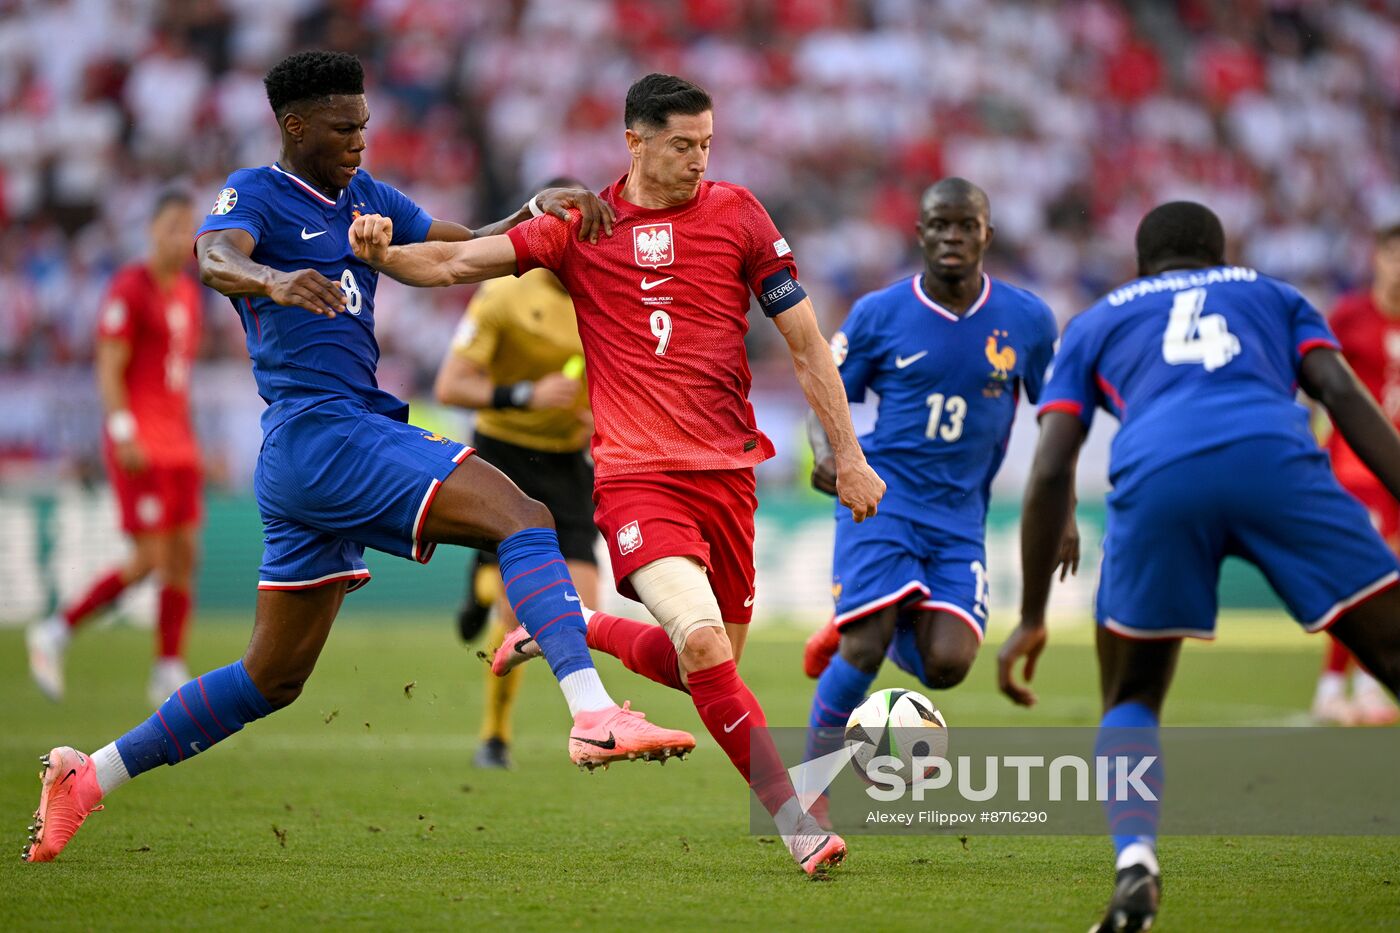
[264,51,364,117]
[1376,222,1400,246]
[624,74,712,131]
[1135,201,1226,273]
[541,176,588,191]
[151,187,192,220]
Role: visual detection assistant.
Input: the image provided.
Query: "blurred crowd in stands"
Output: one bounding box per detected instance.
[1,0,1397,477]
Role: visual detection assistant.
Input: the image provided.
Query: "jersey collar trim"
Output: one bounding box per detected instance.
[912,273,991,322]
[271,163,339,206]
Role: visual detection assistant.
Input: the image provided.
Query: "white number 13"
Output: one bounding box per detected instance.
[925,393,967,442]
[650,309,672,355]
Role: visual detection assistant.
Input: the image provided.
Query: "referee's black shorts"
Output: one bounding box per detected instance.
[472,431,598,565]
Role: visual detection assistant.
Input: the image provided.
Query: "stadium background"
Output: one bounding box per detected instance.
[1,0,1397,628]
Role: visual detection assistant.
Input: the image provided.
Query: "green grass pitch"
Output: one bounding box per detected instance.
[1,612,1396,930]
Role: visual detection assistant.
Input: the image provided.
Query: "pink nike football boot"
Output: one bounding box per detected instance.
[569,701,696,771]
[24,747,104,863]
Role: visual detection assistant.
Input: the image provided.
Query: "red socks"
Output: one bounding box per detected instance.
[686,659,794,816]
[1325,635,1352,675]
[587,611,685,691]
[63,570,128,629]
[585,612,797,816]
[157,586,192,659]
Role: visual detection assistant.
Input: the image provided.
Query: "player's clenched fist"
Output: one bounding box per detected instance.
[349,213,394,266]
[836,458,885,522]
[266,268,346,318]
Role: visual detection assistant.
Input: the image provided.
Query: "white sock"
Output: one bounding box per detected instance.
[773,796,806,838]
[92,743,131,795]
[581,606,597,626]
[42,614,71,647]
[1353,669,1382,696]
[559,668,613,716]
[1314,672,1346,704]
[1116,840,1159,875]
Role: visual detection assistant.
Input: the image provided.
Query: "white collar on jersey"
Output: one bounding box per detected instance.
[271,163,340,206]
[912,273,991,322]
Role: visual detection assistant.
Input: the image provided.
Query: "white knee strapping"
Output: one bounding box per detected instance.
[628,556,724,654]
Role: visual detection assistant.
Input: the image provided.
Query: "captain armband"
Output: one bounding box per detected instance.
[756,268,806,318]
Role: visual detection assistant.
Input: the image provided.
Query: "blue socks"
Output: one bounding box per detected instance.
[806,654,877,762]
[114,660,273,778]
[496,527,594,682]
[1096,701,1162,859]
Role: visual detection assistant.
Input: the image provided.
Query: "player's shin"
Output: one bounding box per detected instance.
[686,659,794,812]
[496,527,612,714]
[805,654,875,763]
[97,659,274,794]
[1095,702,1163,874]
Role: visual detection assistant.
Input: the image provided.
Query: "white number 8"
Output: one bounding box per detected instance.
[340,268,363,316]
[650,309,672,355]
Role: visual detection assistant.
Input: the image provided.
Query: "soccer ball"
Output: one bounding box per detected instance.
[845,688,948,785]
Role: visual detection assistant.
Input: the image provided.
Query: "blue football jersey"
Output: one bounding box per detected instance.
[1039,266,1339,489]
[834,273,1058,530]
[195,164,433,430]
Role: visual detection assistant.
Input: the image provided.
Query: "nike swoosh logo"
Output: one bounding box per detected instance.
[723,711,751,733]
[190,741,203,754]
[895,351,928,369]
[800,835,833,865]
[513,637,536,655]
[300,228,327,240]
[571,732,617,750]
[640,276,674,291]
[58,769,77,786]
[564,594,580,603]
[743,595,754,607]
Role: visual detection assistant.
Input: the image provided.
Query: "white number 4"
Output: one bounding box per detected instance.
[1162,287,1240,372]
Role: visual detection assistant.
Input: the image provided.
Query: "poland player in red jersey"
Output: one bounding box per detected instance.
[27,190,204,708]
[1313,222,1400,726]
[350,74,885,874]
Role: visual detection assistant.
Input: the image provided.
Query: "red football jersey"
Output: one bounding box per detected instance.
[96,264,202,467]
[508,175,798,478]
[1326,290,1400,488]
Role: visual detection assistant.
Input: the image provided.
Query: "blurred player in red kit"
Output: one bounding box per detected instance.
[350,73,885,874]
[27,189,204,708]
[1313,223,1400,726]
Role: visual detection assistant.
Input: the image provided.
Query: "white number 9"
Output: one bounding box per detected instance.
[650,309,672,356]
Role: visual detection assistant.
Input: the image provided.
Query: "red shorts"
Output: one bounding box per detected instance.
[593,468,758,624]
[1340,476,1400,547]
[105,459,202,534]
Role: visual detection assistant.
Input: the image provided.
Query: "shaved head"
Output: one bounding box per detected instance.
[921,177,990,216]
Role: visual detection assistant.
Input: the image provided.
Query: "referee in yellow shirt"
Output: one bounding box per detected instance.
[435,186,598,768]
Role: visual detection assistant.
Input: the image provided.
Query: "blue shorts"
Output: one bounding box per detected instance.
[253,399,473,591]
[1097,434,1400,639]
[831,509,988,643]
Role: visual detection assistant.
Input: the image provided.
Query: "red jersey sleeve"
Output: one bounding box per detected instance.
[1326,294,1365,355]
[507,213,577,275]
[735,188,800,299]
[96,270,142,342]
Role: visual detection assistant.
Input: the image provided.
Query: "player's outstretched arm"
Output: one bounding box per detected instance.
[197,228,346,317]
[459,187,616,244]
[1301,347,1400,502]
[349,214,517,287]
[773,298,885,521]
[999,410,1086,707]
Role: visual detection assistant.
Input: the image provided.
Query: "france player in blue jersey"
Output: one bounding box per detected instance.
[24,51,695,865]
[1001,202,1400,932]
[802,179,1076,783]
